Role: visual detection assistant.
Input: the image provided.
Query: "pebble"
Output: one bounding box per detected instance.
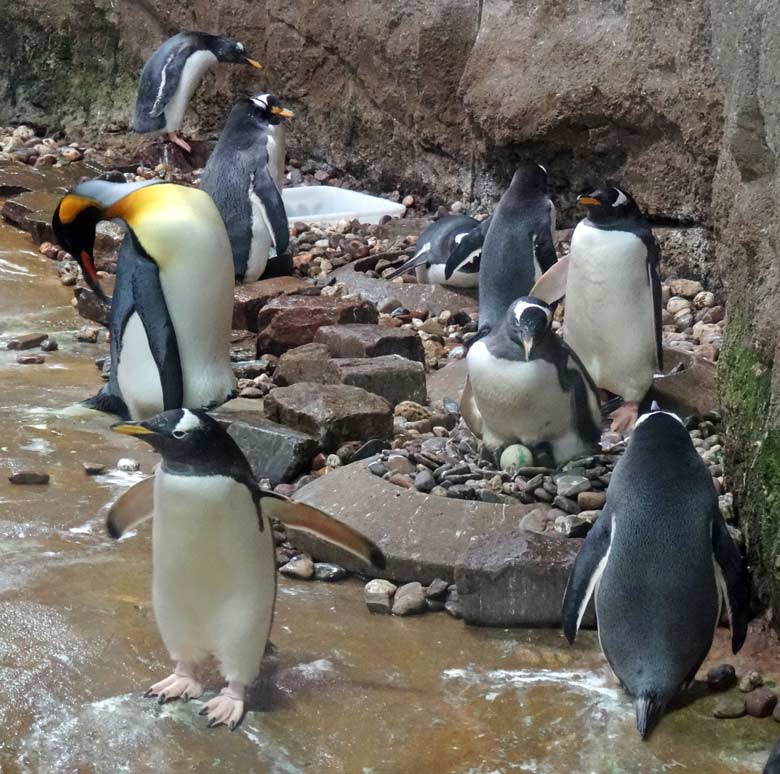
[8,470,49,485]
[313,562,348,581]
[6,333,47,350]
[77,324,101,343]
[707,663,737,691]
[444,585,463,618]
[368,460,388,477]
[519,508,556,535]
[713,696,746,719]
[554,514,592,538]
[388,473,414,489]
[16,354,45,365]
[386,455,415,475]
[392,582,427,615]
[414,469,436,493]
[365,578,397,614]
[40,337,59,352]
[578,490,606,510]
[82,462,106,476]
[425,577,449,600]
[670,278,704,298]
[116,458,140,473]
[745,687,778,718]
[430,485,448,497]
[555,474,590,498]
[773,703,780,723]
[739,671,763,692]
[280,554,315,579]
[325,454,342,469]
[553,495,581,514]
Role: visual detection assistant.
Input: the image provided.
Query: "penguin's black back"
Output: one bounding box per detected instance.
[417,214,479,265]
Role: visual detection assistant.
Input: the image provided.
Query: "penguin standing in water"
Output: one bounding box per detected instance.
[133,32,263,153]
[562,408,748,739]
[562,187,662,432]
[466,297,601,466]
[387,214,482,288]
[445,163,556,335]
[108,408,385,730]
[52,179,236,419]
[200,94,293,282]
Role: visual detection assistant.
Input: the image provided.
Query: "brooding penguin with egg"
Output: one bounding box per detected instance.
[52,178,236,419]
[133,32,263,152]
[201,93,293,281]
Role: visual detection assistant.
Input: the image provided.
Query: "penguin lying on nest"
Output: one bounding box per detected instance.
[386,215,483,288]
[201,93,294,282]
[465,296,601,467]
[108,408,385,731]
[133,32,263,153]
[562,406,748,739]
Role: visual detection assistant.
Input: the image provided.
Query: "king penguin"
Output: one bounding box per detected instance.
[200,94,293,282]
[52,178,236,420]
[466,297,601,466]
[107,408,385,730]
[133,32,263,152]
[561,186,662,432]
[561,408,748,739]
[386,214,482,288]
[445,163,556,336]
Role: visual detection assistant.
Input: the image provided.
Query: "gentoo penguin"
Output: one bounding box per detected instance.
[764,741,780,774]
[562,408,748,739]
[109,408,385,730]
[133,32,263,152]
[386,214,482,288]
[52,179,236,419]
[445,163,556,335]
[466,297,601,466]
[200,94,293,282]
[562,187,662,432]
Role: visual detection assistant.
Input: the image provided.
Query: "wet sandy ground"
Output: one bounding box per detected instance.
[0,216,778,773]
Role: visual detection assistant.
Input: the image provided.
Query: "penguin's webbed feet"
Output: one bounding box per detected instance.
[145,666,204,704]
[609,401,639,433]
[199,683,246,731]
[166,132,192,153]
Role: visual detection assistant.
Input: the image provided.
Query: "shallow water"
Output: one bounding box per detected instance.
[0,214,777,773]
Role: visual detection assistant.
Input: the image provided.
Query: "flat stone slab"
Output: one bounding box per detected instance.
[427,357,468,405]
[0,159,105,197]
[1,190,62,243]
[314,323,425,362]
[292,458,545,584]
[232,276,311,331]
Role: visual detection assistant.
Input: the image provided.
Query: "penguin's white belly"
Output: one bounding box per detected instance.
[117,312,164,419]
[246,183,275,282]
[152,470,276,682]
[564,224,656,401]
[467,341,582,455]
[163,51,217,133]
[426,260,480,288]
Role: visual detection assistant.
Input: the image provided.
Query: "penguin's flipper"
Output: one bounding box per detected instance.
[561,510,612,642]
[251,165,289,256]
[146,44,195,117]
[257,492,386,569]
[644,236,664,372]
[106,476,155,538]
[385,248,428,280]
[712,512,750,653]
[443,218,490,280]
[529,255,569,305]
[459,375,484,438]
[132,257,184,411]
[532,219,558,274]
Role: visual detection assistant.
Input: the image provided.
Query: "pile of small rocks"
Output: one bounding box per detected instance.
[709,664,780,721]
[659,278,725,362]
[5,331,58,364]
[364,577,462,618]
[0,125,87,167]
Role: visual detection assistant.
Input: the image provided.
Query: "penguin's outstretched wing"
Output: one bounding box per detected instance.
[144,44,196,118]
[106,476,155,538]
[443,216,491,280]
[712,511,749,653]
[643,235,664,372]
[562,510,613,642]
[529,255,569,305]
[131,253,184,411]
[256,491,386,569]
[250,164,290,256]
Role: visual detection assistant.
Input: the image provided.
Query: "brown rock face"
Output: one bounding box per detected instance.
[314,324,425,362]
[232,276,310,332]
[256,296,378,356]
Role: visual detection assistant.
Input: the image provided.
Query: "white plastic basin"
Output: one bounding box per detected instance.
[282,185,406,225]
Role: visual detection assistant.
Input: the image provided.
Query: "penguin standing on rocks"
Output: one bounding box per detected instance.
[561,186,662,432]
[466,297,601,466]
[133,32,263,153]
[562,408,748,739]
[108,408,385,730]
[52,178,236,419]
[200,94,294,282]
[445,163,556,335]
[387,214,482,288]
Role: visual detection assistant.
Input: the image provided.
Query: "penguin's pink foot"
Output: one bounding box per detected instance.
[199,682,245,731]
[166,132,192,153]
[145,663,203,704]
[609,401,639,433]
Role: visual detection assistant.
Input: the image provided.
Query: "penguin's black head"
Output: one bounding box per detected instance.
[208,35,263,69]
[52,195,105,300]
[248,93,294,125]
[506,297,552,360]
[633,403,689,444]
[577,186,642,222]
[112,409,241,467]
[510,163,549,196]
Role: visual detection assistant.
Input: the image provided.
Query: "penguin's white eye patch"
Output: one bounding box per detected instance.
[174,409,201,434]
[513,299,552,323]
[237,42,245,51]
[635,409,683,429]
[612,189,628,207]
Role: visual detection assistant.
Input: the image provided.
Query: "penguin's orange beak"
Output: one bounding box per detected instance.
[271,106,294,119]
[578,195,601,207]
[112,422,155,437]
[245,58,263,69]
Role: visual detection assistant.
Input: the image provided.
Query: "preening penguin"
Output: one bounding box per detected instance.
[466,297,601,466]
[562,186,662,432]
[562,408,748,739]
[133,32,263,152]
[200,94,294,282]
[52,179,236,419]
[387,214,482,288]
[108,408,385,730]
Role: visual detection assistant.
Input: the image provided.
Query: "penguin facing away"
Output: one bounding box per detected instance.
[52,179,236,420]
[200,94,294,282]
[466,297,601,467]
[562,186,663,433]
[387,214,482,288]
[562,408,748,739]
[133,32,263,153]
[109,408,385,730]
[446,163,556,336]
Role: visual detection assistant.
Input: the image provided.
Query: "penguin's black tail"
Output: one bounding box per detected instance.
[635,694,664,739]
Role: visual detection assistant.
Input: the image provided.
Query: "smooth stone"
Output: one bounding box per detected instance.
[368,460,389,477]
[313,562,348,581]
[578,490,607,510]
[553,495,581,514]
[386,455,415,475]
[392,582,427,615]
[739,671,763,692]
[414,469,436,493]
[8,471,49,485]
[82,462,106,476]
[555,475,591,498]
[554,514,592,538]
[712,697,746,719]
[364,578,397,614]
[116,458,140,472]
[6,332,46,350]
[280,554,315,579]
[745,687,778,718]
[425,577,449,600]
[16,354,45,365]
[519,508,557,535]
